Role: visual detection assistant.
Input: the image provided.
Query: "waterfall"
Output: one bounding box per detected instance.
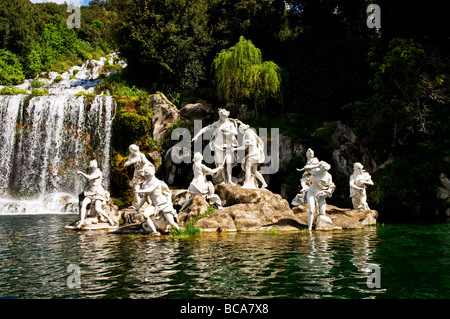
[0,55,120,215]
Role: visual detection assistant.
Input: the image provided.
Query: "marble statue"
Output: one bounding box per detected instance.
[135,166,180,235]
[234,123,267,189]
[298,160,336,230]
[124,144,155,208]
[437,173,450,216]
[292,148,320,206]
[349,162,374,210]
[192,108,239,185]
[76,159,115,229]
[181,153,223,211]
[437,173,450,201]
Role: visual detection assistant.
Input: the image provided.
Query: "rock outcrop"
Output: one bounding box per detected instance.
[150,92,180,138]
[179,102,214,121]
[177,195,210,226]
[64,200,121,231]
[292,204,378,230]
[179,184,377,232]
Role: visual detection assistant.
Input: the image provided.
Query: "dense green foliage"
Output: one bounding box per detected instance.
[106,0,212,93]
[348,38,450,217]
[1,0,449,219]
[0,0,113,80]
[113,110,152,153]
[0,49,25,84]
[212,36,285,115]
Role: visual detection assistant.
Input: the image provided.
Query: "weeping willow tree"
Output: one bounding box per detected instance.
[212,36,284,116]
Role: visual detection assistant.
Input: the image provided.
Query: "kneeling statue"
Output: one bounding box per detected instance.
[135,166,180,235]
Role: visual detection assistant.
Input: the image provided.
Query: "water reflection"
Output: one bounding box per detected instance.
[184,234,288,298]
[2,215,446,299]
[349,230,386,296]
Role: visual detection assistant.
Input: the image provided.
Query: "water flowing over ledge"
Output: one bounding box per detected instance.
[0,56,120,215]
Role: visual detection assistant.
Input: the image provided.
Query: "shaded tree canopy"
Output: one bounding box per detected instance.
[212,36,285,115]
[0,0,449,218]
[108,0,213,93]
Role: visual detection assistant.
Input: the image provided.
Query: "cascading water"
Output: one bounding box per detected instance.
[0,55,120,215]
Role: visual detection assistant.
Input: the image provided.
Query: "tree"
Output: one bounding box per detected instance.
[212,36,285,115]
[350,38,450,147]
[348,38,450,216]
[0,0,42,65]
[109,0,213,93]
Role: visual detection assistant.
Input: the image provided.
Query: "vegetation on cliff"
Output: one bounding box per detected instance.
[1,0,449,219]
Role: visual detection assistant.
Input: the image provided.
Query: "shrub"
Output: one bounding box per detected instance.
[170,204,217,237]
[113,110,152,153]
[53,76,63,83]
[0,50,25,85]
[0,87,28,95]
[31,88,49,96]
[30,79,45,88]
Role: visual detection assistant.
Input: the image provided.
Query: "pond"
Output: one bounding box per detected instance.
[0,215,449,299]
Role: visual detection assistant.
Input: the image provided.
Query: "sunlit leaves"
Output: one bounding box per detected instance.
[212,36,284,114]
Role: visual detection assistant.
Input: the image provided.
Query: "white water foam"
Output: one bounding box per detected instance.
[0,54,122,214]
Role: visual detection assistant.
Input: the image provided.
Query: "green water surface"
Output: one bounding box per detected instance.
[0,215,449,299]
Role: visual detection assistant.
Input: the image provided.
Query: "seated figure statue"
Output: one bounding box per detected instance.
[298,160,335,230]
[349,162,374,210]
[76,159,115,229]
[124,144,155,208]
[181,152,223,211]
[292,148,319,206]
[135,166,180,235]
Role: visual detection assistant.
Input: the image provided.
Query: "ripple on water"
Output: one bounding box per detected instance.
[0,216,449,299]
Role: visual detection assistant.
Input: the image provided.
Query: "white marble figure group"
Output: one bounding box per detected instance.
[124,108,267,231]
[74,108,374,232]
[296,152,336,230]
[191,108,266,190]
[292,148,374,230]
[183,108,267,210]
[73,108,268,233]
[124,144,179,235]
